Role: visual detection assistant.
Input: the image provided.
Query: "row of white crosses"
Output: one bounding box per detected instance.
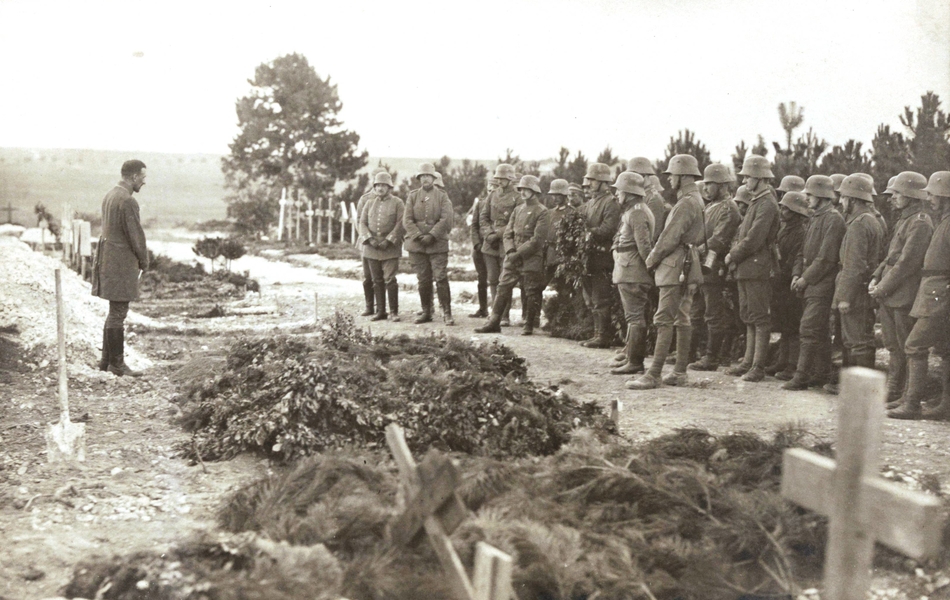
[60,202,93,278]
[276,187,360,245]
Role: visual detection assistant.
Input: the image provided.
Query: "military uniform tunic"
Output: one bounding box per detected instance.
[834,206,885,359]
[490,202,551,317]
[92,181,149,302]
[582,190,622,312]
[699,196,741,334]
[613,201,655,327]
[729,187,779,326]
[905,208,950,358]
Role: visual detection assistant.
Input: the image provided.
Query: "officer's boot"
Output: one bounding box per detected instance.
[612,325,645,374]
[521,294,535,336]
[386,281,400,322]
[782,342,815,391]
[98,325,111,371]
[884,352,907,405]
[414,284,433,324]
[718,331,735,367]
[371,283,388,321]
[531,289,542,330]
[726,325,755,376]
[809,338,833,388]
[688,327,704,364]
[888,356,927,420]
[922,357,950,420]
[627,325,673,390]
[776,334,800,381]
[743,325,771,382]
[765,336,788,376]
[501,299,512,327]
[107,328,142,377]
[580,313,603,347]
[475,286,510,334]
[663,325,692,386]
[689,330,723,371]
[470,282,489,318]
[437,280,454,326]
[361,278,375,316]
[582,310,613,348]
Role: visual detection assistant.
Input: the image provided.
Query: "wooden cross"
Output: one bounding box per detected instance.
[1,202,16,224]
[781,367,944,600]
[385,424,513,600]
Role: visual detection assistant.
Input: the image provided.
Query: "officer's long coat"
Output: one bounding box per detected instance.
[403,186,453,254]
[91,181,148,302]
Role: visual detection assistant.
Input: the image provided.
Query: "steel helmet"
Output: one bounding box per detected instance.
[883,176,898,195]
[373,172,394,187]
[416,163,437,180]
[434,173,444,189]
[584,162,613,182]
[924,171,950,197]
[493,163,518,181]
[568,182,584,194]
[777,175,805,193]
[702,163,736,184]
[548,179,570,196]
[838,175,874,202]
[611,172,646,196]
[646,174,664,191]
[780,191,810,217]
[886,171,927,200]
[516,175,542,194]
[735,185,752,205]
[853,173,878,195]
[626,157,656,176]
[830,173,846,191]
[738,155,774,179]
[804,175,836,200]
[664,154,702,177]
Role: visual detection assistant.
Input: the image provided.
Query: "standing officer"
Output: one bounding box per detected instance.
[579,163,622,348]
[824,174,885,394]
[539,179,573,308]
[627,154,705,390]
[870,172,932,404]
[609,172,655,375]
[888,171,950,419]
[468,173,494,318]
[479,164,521,325]
[689,163,741,372]
[475,176,550,335]
[359,172,405,322]
[783,175,846,390]
[357,166,388,317]
[404,163,454,325]
[769,191,810,379]
[724,156,780,382]
[92,159,149,377]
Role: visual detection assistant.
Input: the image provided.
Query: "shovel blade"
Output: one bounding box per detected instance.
[46,420,86,463]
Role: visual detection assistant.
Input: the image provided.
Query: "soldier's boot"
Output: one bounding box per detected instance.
[782,343,815,391]
[470,282,489,318]
[726,325,755,376]
[98,326,111,371]
[414,284,433,324]
[361,279,375,316]
[809,339,833,388]
[107,328,142,378]
[742,325,771,382]
[627,325,673,390]
[370,283,388,321]
[583,310,613,349]
[775,335,800,381]
[718,331,735,367]
[663,326,692,386]
[884,352,907,405]
[436,280,454,326]
[474,312,503,334]
[531,290,542,329]
[922,358,950,420]
[612,325,645,374]
[386,281,400,322]
[765,336,788,376]
[888,357,927,420]
[689,330,723,371]
[500,300,511,327]
[824,350,854,395]
[511,287,528,327]
[521,294,535,336]
[580,312,604,347]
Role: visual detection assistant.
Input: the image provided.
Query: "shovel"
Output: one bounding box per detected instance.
[46,268,86,463]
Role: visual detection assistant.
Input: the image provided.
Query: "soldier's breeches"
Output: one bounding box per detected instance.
[618,283,651,327]
[484,254,504,287]
[583,269,614,311]
[905,315,950,358]
[105,301,130,328]
[702,284,730,333]
[690,288,706,329]
[654,285,694,327]
[472,248,487,286]
[773,283,803,335]
[368,258,399,285]
[737,279,771,326]
[362,257,373,286]
[409,252,448,287]
[799,295,832,354]
[840,294,875,356]
[880,306,914,358]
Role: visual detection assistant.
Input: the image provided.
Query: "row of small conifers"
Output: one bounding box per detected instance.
[65,312,882,600]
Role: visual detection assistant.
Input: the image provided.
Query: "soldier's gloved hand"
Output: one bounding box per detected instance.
[420,234,435,246]
[837,301,851,314]
[724,253,733,265]
[687,283,698,295]
[485,232,500,245]
[377,239,393,250]
[791,277,806,293]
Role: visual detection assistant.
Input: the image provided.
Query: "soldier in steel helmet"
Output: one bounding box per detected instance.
[479,164,522,325]
[776,175,805,202]
[627,154,705,390]
[688,163,741,372]
[723,155,780,382]
[830,174,846,213]
[475,175,551,336]
[467,172,494,319]
[357,166,389,318]
[767,191,810,380]
[359,172,405,322]
[783,175,846,391]
[608,171,655,375]
[868,172,933,408]
[404,163,455,325]
[627,157,667,243]
[567,183,586,208]
[539,178,574,312]
[887,171,950,420]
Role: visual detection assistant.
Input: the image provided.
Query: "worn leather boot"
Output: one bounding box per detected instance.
[726,325,755,376]
[581,312,604,347]
[371,283,388,321]
[742,325,771,382]
[521,295,535,336]
[627,325,673,390]
[437,280,454,326]
[361,279,375,316]
[776,335,800,381]
[782,343,815,391]
[689,331,723,371]
[663,325,692,386]
[470,282,489,318]
[98,326,110,371]
[386,281,400,322]
[415,284,433,324]
[474,312,503,334]
[922,358,950,420]
[107,328,142,377]
[612,325,645,374]
[884,352,907,404]
[888,356,927,420]
[765,336,788,376]
[583,310,613,348]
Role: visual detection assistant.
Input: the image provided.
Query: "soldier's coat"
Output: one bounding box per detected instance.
[730,187,780,281]
[647,182,704,287]
[793,202,846,298]
[92,181,148,302]
[503,201,550,273]
[478,185,520,257]
[873,204,933,309]
[359,193,405,261]
[612,201,655,285]
[403,186,453,254]
[911,208,950,319]
[833,206,885,306]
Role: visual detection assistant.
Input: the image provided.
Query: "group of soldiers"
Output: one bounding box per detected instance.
[354,156,950,421]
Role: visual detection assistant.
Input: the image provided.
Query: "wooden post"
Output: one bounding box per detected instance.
[473,542,513,600]
[339,203,345,243]
[781,367,944,600]
[277,188,287,242]
[293,196,301,241]
[306,200,314,245]
[349,203,358,245]
[79,221,92,280]
[314,292,319,324]
[610,398,622,430]
[316,199,324,245]
[72,221,81,269]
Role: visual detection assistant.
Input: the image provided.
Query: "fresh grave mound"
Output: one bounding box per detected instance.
[177,311,612,463]
[64,427,855,600]
[0,236,151,371]
[140,250,260,300]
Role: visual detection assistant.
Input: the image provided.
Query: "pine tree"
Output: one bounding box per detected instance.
[818,140,871,175]
[870,124,910,196]
[778,102,805,152]
[900,91,950,177]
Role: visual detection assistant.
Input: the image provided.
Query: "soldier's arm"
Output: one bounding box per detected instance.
[707,206,740,256]
[430,193,454,239]
[633,212,653,263]
[800,216,845,286]
[835,223,872,304]
[730,201,776,264]
[478,193,494,240]
[402,195,422,239]
[516,210,550,258]
[876,218,934,297]
[387,199,405,244]
[646,204,687,269]
[124,198,149,270]
[469,198,481,246]
[503,208,516,254]
[589,200,621,244]
[359,199,372,240]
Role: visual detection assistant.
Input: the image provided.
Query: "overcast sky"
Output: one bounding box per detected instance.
[1,0,948,164]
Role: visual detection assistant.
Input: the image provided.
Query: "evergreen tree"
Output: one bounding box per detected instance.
[900,91,950,177]
[870,124,910,195]
[778,102,805,152]
[818,140,872,175]
[772,128,828,180]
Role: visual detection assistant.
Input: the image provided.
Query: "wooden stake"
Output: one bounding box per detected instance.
[313,292,319,324]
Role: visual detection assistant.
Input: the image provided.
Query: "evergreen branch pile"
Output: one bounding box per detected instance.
[176,311,611,462]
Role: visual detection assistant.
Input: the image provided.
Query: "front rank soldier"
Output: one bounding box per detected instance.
[724,156,780,382]
[404,163,455,325]
[359,172,405,322]
[870,172,932,405]
[887,171,950,420]
[768,191,810,379]
[357,166,389,317]
[568,183,586,208]
[627,154,704,390]
[539,179,573,306]
[776,175,805,201]
[468,173,494,318]
[689,163,741,372]
[579,163,622,348]
[475,176,550,336]
[784,175,846,390]
[627,157,667,242]
[479,164,521,325]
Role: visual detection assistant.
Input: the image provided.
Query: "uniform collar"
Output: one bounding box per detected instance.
[812,202,833,217]
[845,202,873,224]
[676,182,698,200]
[749,185,773,203]
[117,181,133,193]
[592,190,612,203]
[899,203,922,219]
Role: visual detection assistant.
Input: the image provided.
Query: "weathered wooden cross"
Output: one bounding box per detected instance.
[385,423,513,600]
[781,367,944,600]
